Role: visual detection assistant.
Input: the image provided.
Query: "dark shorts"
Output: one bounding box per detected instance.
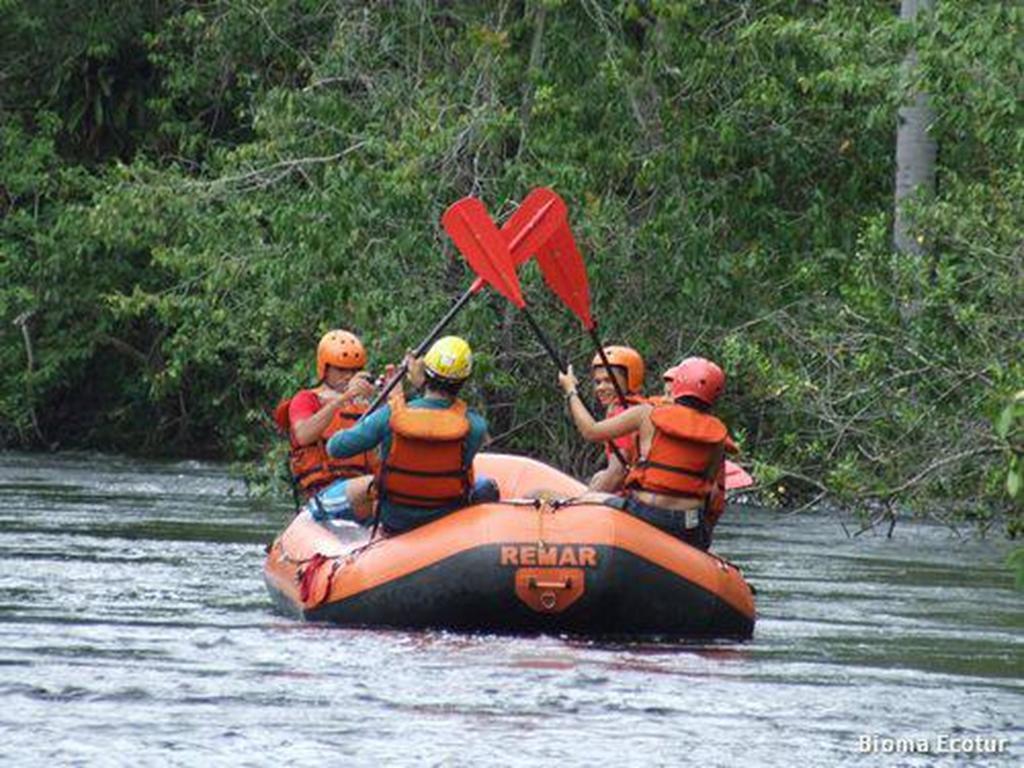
[606,495,711,551]
[381,476,500,535]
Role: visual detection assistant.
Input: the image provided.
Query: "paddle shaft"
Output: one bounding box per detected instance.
[521,307,565,371]
[520,308,630,468]
[366,193,549,420]
[361,277,484,419]
[364,277,484,535]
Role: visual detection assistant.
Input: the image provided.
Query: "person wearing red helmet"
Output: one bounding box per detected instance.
[272,330,378,502]
[588,345,647,492]
[558,356,731,550]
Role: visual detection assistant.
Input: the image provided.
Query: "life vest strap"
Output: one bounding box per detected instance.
[632,459,710,480]
[384,465,469,479]
[385,490,468,507]
[627,486,706,501]
[293,464,366,482]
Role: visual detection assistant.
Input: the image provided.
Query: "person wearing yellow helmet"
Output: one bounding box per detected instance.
[272,330,378,502]
[312,336,497,534]
[587,345,647,493]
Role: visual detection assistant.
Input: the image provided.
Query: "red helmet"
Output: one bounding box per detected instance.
[670,357,725,405]
[591,346,645,393]
[316,330,366,379]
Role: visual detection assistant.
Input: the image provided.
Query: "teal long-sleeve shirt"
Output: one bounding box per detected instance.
[325,396,488,531]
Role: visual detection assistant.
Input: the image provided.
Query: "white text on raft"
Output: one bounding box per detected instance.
[500,545,598,568]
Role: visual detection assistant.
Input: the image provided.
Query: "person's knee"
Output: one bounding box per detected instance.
[308,478,358,522]
[469,476,500,504]
[345,475,374,505]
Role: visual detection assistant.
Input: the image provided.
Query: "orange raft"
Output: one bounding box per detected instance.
[263,453,756,639]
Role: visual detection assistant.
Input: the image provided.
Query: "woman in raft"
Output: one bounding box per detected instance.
[557,357,733,551]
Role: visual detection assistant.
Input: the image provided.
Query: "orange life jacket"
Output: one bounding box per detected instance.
[377,399,474,508]
[624,404,727,499]
[616,396,740,455]
[275,393,380,497]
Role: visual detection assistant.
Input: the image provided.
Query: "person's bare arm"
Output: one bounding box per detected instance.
[291,393,343,446]
[292,374,374,445]
[558,364,648,442]
[588,453,628,492]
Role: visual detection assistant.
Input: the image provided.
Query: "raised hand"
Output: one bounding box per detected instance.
[558,364,579,395]
[345,371,376,402]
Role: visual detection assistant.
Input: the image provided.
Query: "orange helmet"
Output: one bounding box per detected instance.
[591,345,645,394]
[316,330,366,379]
[670,357,725,405]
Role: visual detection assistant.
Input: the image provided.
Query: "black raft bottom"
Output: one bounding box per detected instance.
[303,544,754,639]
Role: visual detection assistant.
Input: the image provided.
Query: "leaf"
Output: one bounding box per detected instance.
[996,404,1013,438]
[1007,467,1021,499]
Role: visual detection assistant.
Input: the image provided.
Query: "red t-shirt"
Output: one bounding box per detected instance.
[287,389,321,446]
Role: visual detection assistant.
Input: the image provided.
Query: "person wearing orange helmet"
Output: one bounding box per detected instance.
[273,330,378,503]
[558,356,731,551]
[587,345,647,492]
[310,336,498,535]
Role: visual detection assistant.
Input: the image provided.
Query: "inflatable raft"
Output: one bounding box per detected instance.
[263,453,756,639]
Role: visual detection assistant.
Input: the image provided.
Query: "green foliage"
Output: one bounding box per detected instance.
[1009,547,1024,590]
[0,1,1020,532]
[996,392,1024,503]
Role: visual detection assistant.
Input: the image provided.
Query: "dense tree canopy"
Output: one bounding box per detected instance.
[1,1,1020,531]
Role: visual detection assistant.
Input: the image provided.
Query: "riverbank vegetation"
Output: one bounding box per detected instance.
[1,1,1020,533]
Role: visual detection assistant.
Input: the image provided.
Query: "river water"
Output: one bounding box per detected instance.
[0,452,1019,767]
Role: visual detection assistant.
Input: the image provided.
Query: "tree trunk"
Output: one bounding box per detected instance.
[893,0,937,257]
[516,0,547,160]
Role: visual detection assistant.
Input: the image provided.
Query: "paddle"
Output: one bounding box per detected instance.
[443,195,583,376]
[498,189,583,374]
[444,196,572,376]
[512,191,754,490]
[518,196,633,409]
[725,462,754,491]
[443,193,630,468]
[501,187,568,266]
[361,196,544,419]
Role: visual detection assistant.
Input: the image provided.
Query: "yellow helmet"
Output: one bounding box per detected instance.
[423,336,473,381]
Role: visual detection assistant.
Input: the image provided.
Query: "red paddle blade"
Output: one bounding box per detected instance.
[442,198,525,308]
[725,460,754,490]
[500,187,567,266]
[535,222,594,330]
